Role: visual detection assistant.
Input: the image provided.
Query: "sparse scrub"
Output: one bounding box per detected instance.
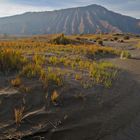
[19,62,63,88]
[89,62,117,88]
[20,64,42,79]
[0,34,121,89]
[33,55,46,66]
[1,33,139,140]
[0,49,27,74]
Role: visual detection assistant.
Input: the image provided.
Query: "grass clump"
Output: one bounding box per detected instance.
[0,49,27,74]
[75,74,82,80]
[51,90,59,104]
[89,62,117,88]
[20,63,63,87]
[49,56,58,65]
[86,46,121,59]
[20,64,42,79]
[136,41,140,48]
[120,51,131,59]
[14,107,24,126]
[33,55,46,66]
[47,72,63,87]
[11,77,22,87]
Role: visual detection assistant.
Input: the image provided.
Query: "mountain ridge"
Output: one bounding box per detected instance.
[0,4,140,35]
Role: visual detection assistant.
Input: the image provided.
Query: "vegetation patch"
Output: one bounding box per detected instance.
[89,62,118,88]
[0,49,27,74]
[136,41,140,48]
[50,34,73,45]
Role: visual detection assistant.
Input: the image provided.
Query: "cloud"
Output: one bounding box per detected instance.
[0,2,53,17]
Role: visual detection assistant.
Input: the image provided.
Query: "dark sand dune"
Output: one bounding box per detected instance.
[42,49,140,140]
[0,46,140,140]
[99,49,140,140]
[49,48,140,140]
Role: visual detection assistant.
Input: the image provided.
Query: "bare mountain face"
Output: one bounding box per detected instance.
[0,4,140,35]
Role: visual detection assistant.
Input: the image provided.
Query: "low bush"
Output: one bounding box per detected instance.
[97,40,103,46]
[114,37,118,41]
[50,34,71,45]
[124,36,130,40]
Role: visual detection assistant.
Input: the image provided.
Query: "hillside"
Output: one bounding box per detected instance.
[0,4,140,35]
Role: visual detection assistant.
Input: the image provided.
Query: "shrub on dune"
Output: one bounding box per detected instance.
[50,34,72,45]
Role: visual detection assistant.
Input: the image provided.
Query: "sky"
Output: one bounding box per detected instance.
[0,0,140,18]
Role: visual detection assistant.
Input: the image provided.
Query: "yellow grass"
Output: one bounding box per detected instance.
[14,107,24,125]
[51,90,59,103]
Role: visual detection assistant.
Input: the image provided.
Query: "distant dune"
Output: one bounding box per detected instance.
[0,4,140,35]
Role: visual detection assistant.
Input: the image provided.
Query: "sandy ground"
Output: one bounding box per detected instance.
[0,42,140,140]
[99,47,140,140]
[49,48,140,140]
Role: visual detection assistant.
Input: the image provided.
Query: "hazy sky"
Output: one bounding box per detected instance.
[0,0,140,18]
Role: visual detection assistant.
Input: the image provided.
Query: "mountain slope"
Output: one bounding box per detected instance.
[0,4,140,35]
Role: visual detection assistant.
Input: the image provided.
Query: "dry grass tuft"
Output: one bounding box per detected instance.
[11,77,22,87]
[0,49,27,74]
[51,90,59,104]
[14,107,24,126]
